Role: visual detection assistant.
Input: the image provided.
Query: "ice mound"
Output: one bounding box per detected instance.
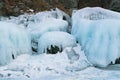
[38,31,77,54]
[72,7,120,67]
[28,18,68,43]
[0,22,31,65]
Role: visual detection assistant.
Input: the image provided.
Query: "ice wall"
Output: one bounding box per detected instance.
[0,22,31,65]
[72,7,120,67]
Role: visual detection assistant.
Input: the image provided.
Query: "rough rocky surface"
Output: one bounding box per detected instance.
[109,0,120,12]
[0,0,119,16]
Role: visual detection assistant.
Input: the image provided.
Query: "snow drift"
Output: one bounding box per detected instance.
[72,7,120,67]
[0,22,31,65]
[2,44,90,79]
[38,31,77,54]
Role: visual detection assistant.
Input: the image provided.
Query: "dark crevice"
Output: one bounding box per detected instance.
[115,57,120,64]
[12,54,15,59]
[47,45,62,54]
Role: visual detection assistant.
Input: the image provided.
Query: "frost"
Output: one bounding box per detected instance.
[38,31,77,54]
[72,7,120,67]
[0,22,31,65]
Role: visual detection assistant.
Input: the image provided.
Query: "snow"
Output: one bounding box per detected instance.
[0,45,120,80]
[38,31,77,54]
[0,21,31,65]
[72,7,120,67]
[0,44,91,79]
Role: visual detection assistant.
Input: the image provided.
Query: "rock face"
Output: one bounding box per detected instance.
[0,0,119,16]
[109,0,120,12]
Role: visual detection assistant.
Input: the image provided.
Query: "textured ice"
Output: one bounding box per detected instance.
[38,31,77,54]
[72,7,120,20]
[1,8,70,29]
[72,7,120,67]
[0,22,31,65]
[0,44,90,79]
[28,18,68,43]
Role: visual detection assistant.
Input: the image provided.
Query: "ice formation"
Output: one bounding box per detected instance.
[0,9,70,53]
[1,8,71,29]
[72,7,120,20]
[28,18,68,52]
[38,31,77,54]
[72,7,120,67]
[0,22,31,65]
[1,44,90,79]
[28,18,68,42]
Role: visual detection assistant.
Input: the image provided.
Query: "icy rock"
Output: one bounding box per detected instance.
[72,7,120,67]
[0,21,31,65]
[38,31,77,54]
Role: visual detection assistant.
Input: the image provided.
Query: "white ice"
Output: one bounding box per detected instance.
[0,21,31,65]
[38,31,77,54]
[28,18,68,43]
[72,7,120,67]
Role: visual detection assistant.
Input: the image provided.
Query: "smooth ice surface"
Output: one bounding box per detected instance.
[38,31,77,54]
[72,7,120,67]
[0,22,31,65]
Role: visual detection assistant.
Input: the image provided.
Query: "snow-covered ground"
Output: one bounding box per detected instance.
[0,44,120,80]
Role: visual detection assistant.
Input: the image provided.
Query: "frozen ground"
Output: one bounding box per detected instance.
[0,44,120,80]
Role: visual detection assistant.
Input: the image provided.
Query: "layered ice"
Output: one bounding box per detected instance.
[38,31,77,54]
[72,7,120,67]
[0,22,31,65]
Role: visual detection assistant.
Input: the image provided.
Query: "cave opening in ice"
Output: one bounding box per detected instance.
[38,31,77,54]
[46,45,63,54]
[72,7,120,67]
